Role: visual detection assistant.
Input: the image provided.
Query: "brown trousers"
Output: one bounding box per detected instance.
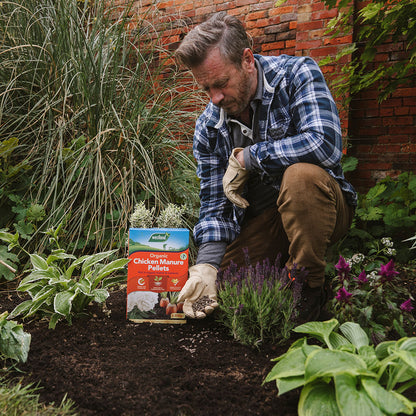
[220,163,353,288]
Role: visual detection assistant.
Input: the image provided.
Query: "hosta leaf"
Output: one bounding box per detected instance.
[393,350,416,374]
[19,269,56,286]
[264,347,307,382]
[8,300,33,319]
[340,322,369,349]
[49,313,61,330]
[358,346,380,371]
[65,255,90,279]
[29,253,49,271]
[299,381,341,416]
[294,319,340,348]
[276,375,305,395]
[32,286,55,303]
[92,288,109,303]
[46,249,76,265]
[92,258,129,288]
[328,332,351,349]
[399,338,416,352]
[54,291,76,317]
[304,349,374,383]
[102,274,127,289]
[361,376,414,415]
[335,374,385,416]
[81,250,117,274]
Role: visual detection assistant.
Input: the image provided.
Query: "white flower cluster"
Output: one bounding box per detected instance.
[130,201,155,228]
[381,237,396,256]
[156,203,186,228]
[381,237,394,247]
[130,201,186,228]
[367,270,378,286]
[347,253,365,265]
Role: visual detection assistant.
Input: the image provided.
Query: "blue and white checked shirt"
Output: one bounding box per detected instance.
[193,54,357,247]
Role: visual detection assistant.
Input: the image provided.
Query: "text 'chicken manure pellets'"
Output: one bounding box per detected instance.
[192,295,215,312]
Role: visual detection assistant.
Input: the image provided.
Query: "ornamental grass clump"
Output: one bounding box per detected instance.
[331,249,415,344]
[216,252,306,348]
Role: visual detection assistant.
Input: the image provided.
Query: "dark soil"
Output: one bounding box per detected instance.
[1,265,415,416]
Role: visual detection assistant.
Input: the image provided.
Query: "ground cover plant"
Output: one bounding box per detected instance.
[264,319,416,415]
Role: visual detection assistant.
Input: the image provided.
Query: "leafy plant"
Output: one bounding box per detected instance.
[1,228,129,329]
[264,319,416,415]
[320,0,416,102]
[335,172,416,264]
[330,253,415,344]
[0,312,31,363]
[216,253,306,348]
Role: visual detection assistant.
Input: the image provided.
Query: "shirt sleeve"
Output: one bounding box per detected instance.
[249,57,343,176]
[192,114,243,246]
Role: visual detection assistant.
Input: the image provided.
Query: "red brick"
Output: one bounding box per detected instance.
[309,46,338,57]
[295,40,322,50]
[311,9,338,20]
[297,21,323,31]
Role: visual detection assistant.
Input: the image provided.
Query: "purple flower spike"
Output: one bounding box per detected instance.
[379,260,399,281]
[335,287,352,302]
[355,270,368,284]
[335,256,351,281]
[400,299,414,312]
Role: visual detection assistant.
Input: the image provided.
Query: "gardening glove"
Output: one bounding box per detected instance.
[222,147,250,209]
[177,263,219,319]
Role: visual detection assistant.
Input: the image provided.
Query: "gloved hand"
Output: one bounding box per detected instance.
[222,147,250,209]
[177,263,219,319]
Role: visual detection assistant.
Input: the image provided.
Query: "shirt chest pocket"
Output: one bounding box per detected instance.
[267,117,291,140]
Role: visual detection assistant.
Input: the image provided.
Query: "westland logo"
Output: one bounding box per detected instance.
[148,232,170,242]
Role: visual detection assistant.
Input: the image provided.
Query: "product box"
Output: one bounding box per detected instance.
[127,228,189,323]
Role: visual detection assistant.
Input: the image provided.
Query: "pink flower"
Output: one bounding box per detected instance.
[335,256,351,281]
[355,270,368,284]
[335,287,352,302]
[400,299,414,312]
[379,260,399,281]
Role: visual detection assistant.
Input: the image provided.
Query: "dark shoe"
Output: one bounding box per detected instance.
[296,285,327,325]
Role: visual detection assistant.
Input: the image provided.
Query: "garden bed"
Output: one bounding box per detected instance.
[1,264,415,416]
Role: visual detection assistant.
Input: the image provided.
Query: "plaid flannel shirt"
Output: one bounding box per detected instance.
[193,54,357,247]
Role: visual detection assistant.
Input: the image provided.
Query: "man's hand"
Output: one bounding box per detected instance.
[177,264,219,319]
[222,147,250,209]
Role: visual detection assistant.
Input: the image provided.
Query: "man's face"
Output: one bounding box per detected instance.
[191,47,257,117]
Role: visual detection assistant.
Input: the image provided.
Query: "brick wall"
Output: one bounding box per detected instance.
[125,0,415,193]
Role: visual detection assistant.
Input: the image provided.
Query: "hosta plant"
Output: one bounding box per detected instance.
[216,253,306,348]
[0,312,31,363]
[1,229,129,329]
[264,319,416,416]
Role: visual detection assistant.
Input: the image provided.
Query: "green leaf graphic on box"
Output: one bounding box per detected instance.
[148,232,170,242]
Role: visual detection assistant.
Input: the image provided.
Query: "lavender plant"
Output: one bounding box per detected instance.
[216,252,306,348]
[330,247,415,344]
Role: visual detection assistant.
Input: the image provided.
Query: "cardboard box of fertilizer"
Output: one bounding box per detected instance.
[127,228,189,323]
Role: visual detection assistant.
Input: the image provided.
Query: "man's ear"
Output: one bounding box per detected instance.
[241,48,255,70]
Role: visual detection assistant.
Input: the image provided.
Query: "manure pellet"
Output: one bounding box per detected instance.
[192,295,214,312]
